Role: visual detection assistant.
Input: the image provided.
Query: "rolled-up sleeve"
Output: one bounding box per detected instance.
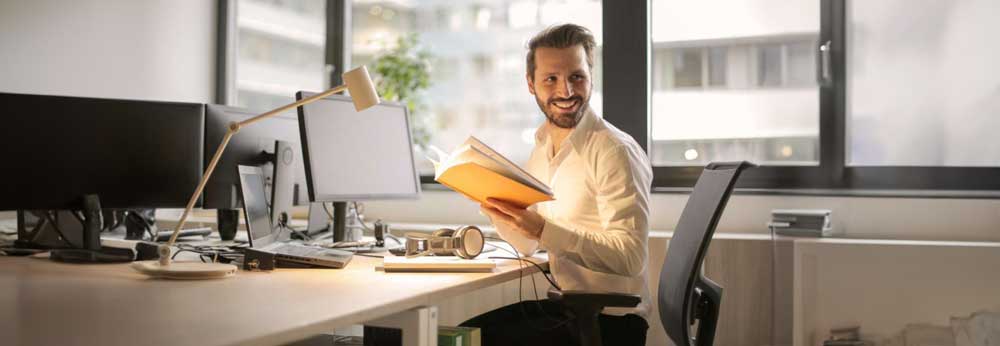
[538,144,652,277]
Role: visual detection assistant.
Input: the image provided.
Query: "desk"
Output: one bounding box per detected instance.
[0,253,548,346]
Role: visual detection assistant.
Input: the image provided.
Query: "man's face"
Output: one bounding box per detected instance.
[527,45,593,129]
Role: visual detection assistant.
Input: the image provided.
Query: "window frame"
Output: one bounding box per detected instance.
[219,0,1000,194]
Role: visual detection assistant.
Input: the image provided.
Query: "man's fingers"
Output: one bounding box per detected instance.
[486,198,523,216]
[481,206,515,224]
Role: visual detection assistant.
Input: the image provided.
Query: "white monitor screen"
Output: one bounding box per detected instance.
[297,93,420,201]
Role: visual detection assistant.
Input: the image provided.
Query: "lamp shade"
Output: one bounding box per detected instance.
[343,66,380,111]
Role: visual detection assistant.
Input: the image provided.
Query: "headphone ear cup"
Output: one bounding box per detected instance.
[455,226,484,259]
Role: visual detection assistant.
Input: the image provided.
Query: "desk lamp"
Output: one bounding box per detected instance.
[131,66,380,279]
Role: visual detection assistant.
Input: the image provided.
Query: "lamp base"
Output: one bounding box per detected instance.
[131,260,237,280]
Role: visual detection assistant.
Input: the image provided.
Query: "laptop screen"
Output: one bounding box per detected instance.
[238,165,276,247]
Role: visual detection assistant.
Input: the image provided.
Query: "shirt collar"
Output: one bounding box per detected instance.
[533,107,598,153]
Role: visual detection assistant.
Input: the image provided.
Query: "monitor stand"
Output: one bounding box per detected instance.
[15,194,135,263]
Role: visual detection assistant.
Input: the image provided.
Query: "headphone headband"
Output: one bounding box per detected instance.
[404,226,484,259]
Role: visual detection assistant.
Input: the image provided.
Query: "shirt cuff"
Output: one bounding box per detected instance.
[539,220,578,254]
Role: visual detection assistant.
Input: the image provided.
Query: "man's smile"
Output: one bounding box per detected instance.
[551,98,581,112]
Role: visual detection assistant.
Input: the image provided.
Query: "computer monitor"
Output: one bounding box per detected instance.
[203,104,309,210]
[0,92,204,211]
[296,92,421,239]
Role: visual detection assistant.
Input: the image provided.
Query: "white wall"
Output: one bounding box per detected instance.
[0,0,216,103]
[364,191,1000,242]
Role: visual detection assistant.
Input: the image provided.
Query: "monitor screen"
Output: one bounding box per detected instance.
[203,104,308,209]
[237,165,275,247]
[297,92,421,202]
[0,92,204,210]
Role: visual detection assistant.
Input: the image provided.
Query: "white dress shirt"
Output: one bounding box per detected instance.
[493,108,653,318]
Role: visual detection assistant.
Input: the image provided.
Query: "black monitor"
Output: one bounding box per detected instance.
[296,92,420,240]
[0,92,204,211]
[203,104,308,210]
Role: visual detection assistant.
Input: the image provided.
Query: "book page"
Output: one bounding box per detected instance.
[463,137,551,195]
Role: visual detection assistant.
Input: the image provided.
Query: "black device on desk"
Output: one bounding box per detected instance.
[238,165,352,268]
[296,92,421,242]
[0,92,204,261]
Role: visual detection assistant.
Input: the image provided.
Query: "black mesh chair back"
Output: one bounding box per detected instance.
[658,162,754,346]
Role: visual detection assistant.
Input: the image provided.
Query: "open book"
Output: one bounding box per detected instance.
[428,137,553,208]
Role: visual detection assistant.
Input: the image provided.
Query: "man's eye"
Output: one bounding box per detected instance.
[571,74,584,82]
[546,76,557,82]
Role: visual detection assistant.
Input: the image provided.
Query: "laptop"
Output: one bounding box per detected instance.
[238,165,353,268]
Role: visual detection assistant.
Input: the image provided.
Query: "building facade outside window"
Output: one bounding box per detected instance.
[650,0,820,167]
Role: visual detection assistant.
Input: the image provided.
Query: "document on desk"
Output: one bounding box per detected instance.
[382,255,496,272]
[428,136,553,208]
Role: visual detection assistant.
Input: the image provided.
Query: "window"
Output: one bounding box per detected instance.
[604,0,1000,191]
[846,0,1000,167]
[230,0,328,111]
[671,48,703,88]
[649,0,820,167]
[349,0,603,175]
[219,0,1000,192]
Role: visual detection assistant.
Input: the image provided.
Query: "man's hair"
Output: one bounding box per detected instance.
[526,24,596,80]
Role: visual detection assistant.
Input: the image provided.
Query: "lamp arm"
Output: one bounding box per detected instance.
[158,83,350,265]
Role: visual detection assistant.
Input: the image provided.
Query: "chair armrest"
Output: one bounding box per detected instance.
[548,289,641,309]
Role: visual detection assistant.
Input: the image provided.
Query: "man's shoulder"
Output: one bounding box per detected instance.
[585,117,643,155]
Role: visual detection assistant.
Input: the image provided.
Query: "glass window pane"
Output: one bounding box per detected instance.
[673,48,703,88]
[235,0,328,111]
[786,41,814,86]
[651,0,820,166]
[708,47,727,87]
[351,0,603,175]
[847,0,1000,167]
[757,44,783,87]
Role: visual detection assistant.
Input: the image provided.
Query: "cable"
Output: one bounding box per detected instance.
[42,211,78,248]
[354,252,384,258]
[322,202,334,219]
[384,234,402,245]
[485,237,560,290]
[127,210,156,241]
[352,202,373,232]
[483,236,571,330]
[490,256,562,291]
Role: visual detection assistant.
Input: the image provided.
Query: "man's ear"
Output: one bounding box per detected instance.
[526,74,536,95]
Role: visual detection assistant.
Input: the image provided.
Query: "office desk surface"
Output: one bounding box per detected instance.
[0,254,547,346]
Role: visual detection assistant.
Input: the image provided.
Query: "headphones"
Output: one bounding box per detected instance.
[404,226,485,259]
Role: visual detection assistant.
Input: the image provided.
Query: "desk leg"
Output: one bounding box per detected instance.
[365,306,439,346]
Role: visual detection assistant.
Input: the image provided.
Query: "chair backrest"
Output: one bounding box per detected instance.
[658,162,753,346]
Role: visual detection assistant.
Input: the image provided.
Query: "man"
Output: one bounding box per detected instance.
[462,24,653,346]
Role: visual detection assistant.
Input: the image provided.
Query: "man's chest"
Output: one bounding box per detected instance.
[528,152,600,224]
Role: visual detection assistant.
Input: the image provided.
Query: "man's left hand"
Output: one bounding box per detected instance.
[480,198,545,240]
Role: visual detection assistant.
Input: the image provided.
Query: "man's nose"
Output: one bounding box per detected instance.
[555,79,574,98]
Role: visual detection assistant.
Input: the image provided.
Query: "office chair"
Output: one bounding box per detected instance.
[548,161,754,346]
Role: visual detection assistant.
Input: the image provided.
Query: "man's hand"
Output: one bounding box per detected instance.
[480,198,545,240]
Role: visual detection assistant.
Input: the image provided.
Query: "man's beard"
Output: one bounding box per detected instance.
[535,94,589,129]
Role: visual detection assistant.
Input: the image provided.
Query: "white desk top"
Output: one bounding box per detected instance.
[0,253,547,346]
